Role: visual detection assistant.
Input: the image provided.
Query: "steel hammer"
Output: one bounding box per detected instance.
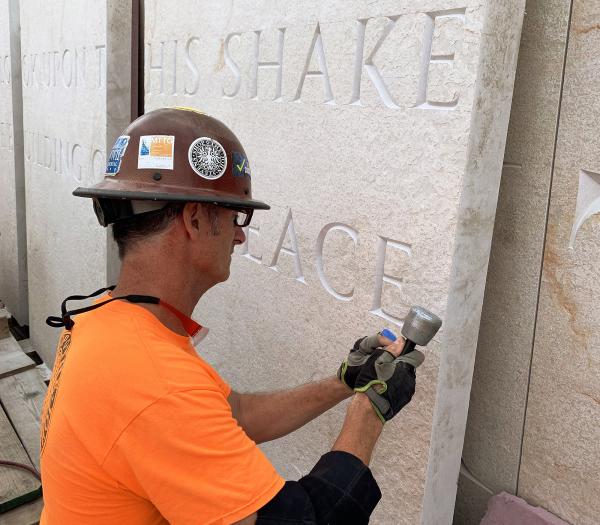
[381,306,442,355]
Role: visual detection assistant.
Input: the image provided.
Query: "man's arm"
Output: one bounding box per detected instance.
[231,393,381,525]
[228,376,352,444]
[331,392,383,465]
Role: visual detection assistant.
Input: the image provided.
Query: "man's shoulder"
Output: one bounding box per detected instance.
[53,304,228,465]
[67,304,221,394]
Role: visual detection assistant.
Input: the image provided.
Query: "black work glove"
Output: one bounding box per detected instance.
[337,334,388,390]
[354,348,424,423]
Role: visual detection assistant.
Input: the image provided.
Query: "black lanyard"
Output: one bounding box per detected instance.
[46,286,160,330]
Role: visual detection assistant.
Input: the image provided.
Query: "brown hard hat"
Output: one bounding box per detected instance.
[74,107,269,225]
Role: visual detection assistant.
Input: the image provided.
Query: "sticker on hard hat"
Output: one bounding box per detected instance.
[105,135,130,175]
[188,137,227,180]
[232,151,251,178]
[138,135,175,170]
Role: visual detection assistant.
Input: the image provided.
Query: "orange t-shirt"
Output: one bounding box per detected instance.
[39,297,284,525]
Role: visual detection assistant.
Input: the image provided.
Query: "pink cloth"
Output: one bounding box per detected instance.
[481,492,569,525]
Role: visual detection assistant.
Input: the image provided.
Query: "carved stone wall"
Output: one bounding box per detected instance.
[143,2,525,523]
[8,1,598,524]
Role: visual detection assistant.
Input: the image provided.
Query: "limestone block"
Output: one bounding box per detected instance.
[460,0,571,501]
[20,0,131,365]
[0,0,28,326]
[144,1,525,523]
[517,1,600,524]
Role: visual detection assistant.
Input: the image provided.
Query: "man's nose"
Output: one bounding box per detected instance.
[233,225,246,245]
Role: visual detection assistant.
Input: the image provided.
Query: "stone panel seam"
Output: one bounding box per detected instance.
[515,0,575,496]
[137,0,144,117]
[8,0,29,326]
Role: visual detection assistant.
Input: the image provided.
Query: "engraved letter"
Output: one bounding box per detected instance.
[171,40,178,94]
[222,32,242,98]
[24,130,32,161]
[70,143,83,183]
[61,49,73,87]
[42,52,51,87]
[96,45,106,88]
[31,53,40,87]
[91,148,105,184]
[315,223,358,302]
[57,137,71,176]
[52,50,60,87]
[184,37,200,95]
[293,23,334,104]
[250,28,285,100]
[146,41,165,94]
[269,209,306,283]
[33,131,41,166]
[370,236,412,326]
[21,54,29,87]
[75,46,86,88]
[350,17,400,108]
[239,225,262,264]
[414,8,466,110]
[570,169,600,248]
[43,135,53,169]
[2,55,11,84]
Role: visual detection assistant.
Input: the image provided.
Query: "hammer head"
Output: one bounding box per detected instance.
[401,306,442,346]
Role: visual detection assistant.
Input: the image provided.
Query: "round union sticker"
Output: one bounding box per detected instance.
[188,137,227,180]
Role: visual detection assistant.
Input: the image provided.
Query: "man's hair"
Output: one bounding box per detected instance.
[112,202,221,259]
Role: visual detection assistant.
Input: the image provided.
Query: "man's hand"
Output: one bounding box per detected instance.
[354,339,424,423]
[337,332,395,390]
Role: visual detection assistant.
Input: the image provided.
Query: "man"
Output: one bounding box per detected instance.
[40,107,423,524]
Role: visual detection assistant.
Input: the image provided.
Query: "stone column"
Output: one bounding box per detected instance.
[0,0,28,326]
[20,0,131,365]
[518,1,600,523]
[456,1,572,522]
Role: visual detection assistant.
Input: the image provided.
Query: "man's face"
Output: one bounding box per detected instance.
[193,204,246,284]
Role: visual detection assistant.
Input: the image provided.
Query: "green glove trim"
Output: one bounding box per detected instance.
[338,360,349,387]
[354,351,420,422]
[366,390,390,425]
[354,379,387,395]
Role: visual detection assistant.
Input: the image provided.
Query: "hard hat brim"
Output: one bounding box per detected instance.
[73,178,270,211]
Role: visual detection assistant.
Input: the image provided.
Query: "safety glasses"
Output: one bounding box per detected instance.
[218,205,254,227]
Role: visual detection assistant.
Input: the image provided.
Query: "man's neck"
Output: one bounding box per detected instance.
[111,254,208,337]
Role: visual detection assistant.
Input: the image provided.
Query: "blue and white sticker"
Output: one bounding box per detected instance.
[232,151,251,177]
[105,135,130,175]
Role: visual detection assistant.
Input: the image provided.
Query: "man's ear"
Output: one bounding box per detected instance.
[182,202,202,237]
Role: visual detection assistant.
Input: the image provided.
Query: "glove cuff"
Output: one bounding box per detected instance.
[364,389,389,423]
